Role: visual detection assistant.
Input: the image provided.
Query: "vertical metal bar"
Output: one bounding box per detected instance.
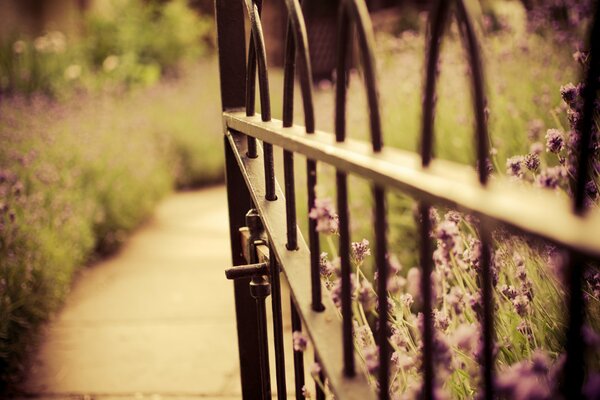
[335,3,350,143]
[283,20,298,250]
[455,0,489,185]
[337,170,355,377]
[346,0,382,152]
[307,158,324,311]
[418,202,434,399]
[573,0,599,213]
[215,0,246,111]
[246,36,258,158]
[480,227,494,400]
[270,250,288,400]
[291,299,305,399]
[215,1,262,398]
[421,0,450,167]
[224,137,262,399]
[564,3,599,397]
[374,185,389,400]
[335,1,355,377]
[251,276,273,400]
[564,251,584,398]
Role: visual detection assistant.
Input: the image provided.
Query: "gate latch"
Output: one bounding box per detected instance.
[224,208,271,298]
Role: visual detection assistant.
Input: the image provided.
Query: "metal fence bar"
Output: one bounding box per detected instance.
[283,21,298,251]
[245,6,258,158]
[335,0,355,379]
[564,1,600,396]
[342,0,390,396]
[418,202,434,398]
[270,249,288,400]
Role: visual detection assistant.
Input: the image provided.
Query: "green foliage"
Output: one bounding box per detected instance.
[83,0,212,88]
[0,0,212,96]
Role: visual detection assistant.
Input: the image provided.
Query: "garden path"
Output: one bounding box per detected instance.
[21,187,298,399]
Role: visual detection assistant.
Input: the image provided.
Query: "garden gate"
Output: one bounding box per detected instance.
[214,0,600,398]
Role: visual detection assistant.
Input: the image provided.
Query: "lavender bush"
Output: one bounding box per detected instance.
[0,60,223,386]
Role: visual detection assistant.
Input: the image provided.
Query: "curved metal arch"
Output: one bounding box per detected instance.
[244,0,271,123]
[335,0,383,152]
[244,0,276,201]
[282,0,315,133]
[421,0,489,185]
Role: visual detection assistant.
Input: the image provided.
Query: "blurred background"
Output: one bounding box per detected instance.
[0,0,595,395]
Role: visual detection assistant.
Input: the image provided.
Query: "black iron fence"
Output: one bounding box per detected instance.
[214,0,600,398]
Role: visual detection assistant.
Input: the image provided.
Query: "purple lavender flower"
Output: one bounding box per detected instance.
[330,273,356,308]
[560,82,579,107]
[391,328,408,349]
[351,239,371,263]
[545,129,565,153]
[506,156,525,177]
[363,345,379,374]
[512,294,530,317]
[464,237,482,270]
[309,361,322,377]
[293,331,308,352]
[433,309,450,331]
[451,323,479,354]
[302,385,311,399]
[530,350,550,375]
[500,284,518,300]
[586,180,598,199]
[535,166,567,189]
[446,286,464,314]
[358,279,375,311]
[399,293,414,308]
[309,198,339,234]
[444,211,461,224]
[319,252,334,276]
[435,220,460,256]
[524,153,541,171]
[391,351,415,370]
[469,292,483,315]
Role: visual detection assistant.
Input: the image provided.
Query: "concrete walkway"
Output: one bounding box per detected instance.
[21,187,250,399]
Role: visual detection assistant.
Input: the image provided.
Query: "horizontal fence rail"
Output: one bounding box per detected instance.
[225,112,600,259]
[215,0,600,398]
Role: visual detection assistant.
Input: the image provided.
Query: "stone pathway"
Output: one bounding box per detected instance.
[20,187,289,399]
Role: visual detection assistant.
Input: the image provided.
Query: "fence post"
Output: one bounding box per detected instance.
[215,1,262,399]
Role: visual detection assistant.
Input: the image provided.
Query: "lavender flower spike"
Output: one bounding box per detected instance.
[545,129,565,153]
[308,198,339,234]
[293,331,308,352]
